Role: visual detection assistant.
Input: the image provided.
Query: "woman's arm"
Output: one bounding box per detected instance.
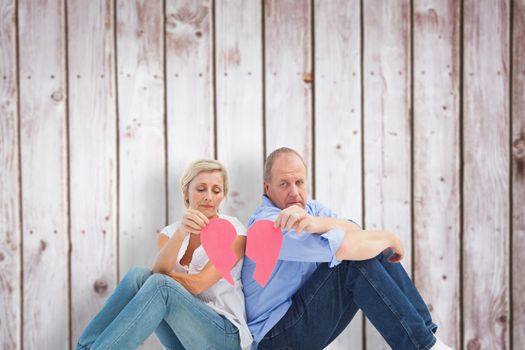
[151,228,187,274]
[153,209,209,274]
[167,235,247,295]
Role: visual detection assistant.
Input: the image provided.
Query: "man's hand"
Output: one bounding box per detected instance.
[274,205,309,230]
[383,235,405,263]
[274,205,332,234]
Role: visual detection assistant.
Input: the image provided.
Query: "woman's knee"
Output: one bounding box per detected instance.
[123,266,152,288]
[144,273,191,297]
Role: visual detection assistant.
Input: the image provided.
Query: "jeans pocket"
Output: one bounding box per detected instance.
[222,317,240,336]
[258,344,293,350]
[259,335,295,350]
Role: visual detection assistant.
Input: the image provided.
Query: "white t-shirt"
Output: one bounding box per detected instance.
[160,214,252,350]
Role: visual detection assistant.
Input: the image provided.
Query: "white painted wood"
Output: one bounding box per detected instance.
[512,0,525,347]
[314,0,363,349]
[165,0,214,223]
[116,1,165,348]
[264,0,313,190]
[116,0,165,279]
[215,0,264,224]
[463,1,510,349]
[413,1,460,348]
[68,0,118,344]
[0,1,21,349]
[363,1,411,348]
[18,0,69,348]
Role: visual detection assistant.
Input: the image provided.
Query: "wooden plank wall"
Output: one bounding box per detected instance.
[0,1,522,349]
[512,1,525,348]
[315,1,363,349]
[413,0,460,347]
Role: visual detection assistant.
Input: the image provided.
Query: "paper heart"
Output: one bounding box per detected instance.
[200,218,238,285]
[245,220,283,287]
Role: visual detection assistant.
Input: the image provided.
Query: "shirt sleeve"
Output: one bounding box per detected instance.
[279,227,344,267]
[160,222,180,238]
[254,208,343,267]
[311,200,362,228]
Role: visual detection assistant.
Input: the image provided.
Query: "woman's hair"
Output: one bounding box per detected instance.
[180,159,229,208]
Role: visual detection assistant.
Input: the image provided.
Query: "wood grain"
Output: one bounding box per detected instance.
[363,1,411,348]
[165,0,214,223]
[512,0,525,348]
[215,0,264,224]
[413,0,460,347]
[264,0,313,191]
[68,0,118,344]
[0,1,21,349]
[116,1,165,347]
[18,0,69,348]
[463,0,510,349]
[313,0,363,348]
[116,0,165,275]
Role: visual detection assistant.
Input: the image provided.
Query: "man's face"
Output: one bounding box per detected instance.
[264,153,307,210]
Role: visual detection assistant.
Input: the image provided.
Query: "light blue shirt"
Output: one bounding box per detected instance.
[241,195,346,348]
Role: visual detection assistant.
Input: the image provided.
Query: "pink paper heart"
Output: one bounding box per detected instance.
[200,218,238,285]
[246,220,283,287]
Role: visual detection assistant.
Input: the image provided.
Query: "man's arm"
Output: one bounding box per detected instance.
[275,205,404,263]
[335,229,404,263]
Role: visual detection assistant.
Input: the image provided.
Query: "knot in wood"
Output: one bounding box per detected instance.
[39,240,47,252]
[51,90,64,102]
[303,73,313,83]
[467,338,481,350]
[513,137,525,161]
[94,279,109,294]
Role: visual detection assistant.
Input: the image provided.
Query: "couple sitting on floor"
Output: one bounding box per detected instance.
[76,147,453,350]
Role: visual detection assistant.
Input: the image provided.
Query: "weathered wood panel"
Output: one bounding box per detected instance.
[116,1,165,347]
[313,0,363,349]
[166,0,214,223]
[363,1,411,348]
[0,1,21,349]
[68,0,118,344]
[116,0,165,276]
[18,0,69,348]
[463,0,510,349]
[413,1,460,348]
[512,0,525,348]
[264,0,313,189]
[215,0,264,224]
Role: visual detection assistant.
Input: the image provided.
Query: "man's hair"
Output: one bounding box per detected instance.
[263,147,307,182]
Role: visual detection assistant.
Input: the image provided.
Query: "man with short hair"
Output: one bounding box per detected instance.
[242,147,452,350]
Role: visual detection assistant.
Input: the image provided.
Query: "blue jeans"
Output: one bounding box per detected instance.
[258,253,437,350]
[76,267,240,350]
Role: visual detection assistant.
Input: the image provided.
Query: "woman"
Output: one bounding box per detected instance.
[76,159,252,350]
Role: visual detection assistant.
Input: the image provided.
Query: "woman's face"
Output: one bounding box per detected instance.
[186,170,225,219]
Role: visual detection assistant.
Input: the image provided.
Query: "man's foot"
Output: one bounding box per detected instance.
[430,336,455,350]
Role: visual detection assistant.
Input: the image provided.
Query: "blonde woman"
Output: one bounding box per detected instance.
[76,160,252,350]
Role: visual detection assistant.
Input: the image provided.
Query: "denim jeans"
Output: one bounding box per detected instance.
[76,266,240,350]
[258,253,437,350]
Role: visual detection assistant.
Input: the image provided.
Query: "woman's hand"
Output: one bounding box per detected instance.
[181,209,210,235]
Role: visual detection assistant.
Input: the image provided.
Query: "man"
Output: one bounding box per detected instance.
[241,147,453,350]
